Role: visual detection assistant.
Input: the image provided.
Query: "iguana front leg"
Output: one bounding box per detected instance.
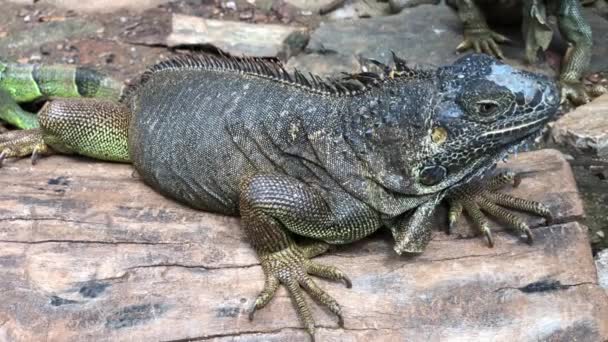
[455,0,511,59]
[447,171,552,246]
[556,0,607,104]
[240,175,382,337]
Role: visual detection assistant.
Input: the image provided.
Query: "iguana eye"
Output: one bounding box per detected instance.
[476,100,499,115]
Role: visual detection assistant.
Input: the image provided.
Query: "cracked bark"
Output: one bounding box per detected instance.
[0,150,606,341]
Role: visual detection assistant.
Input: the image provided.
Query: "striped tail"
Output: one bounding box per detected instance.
[0,61,124,103]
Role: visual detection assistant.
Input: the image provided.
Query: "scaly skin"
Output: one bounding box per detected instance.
[0,61,123,129]
[0,53,560,338]
[447,171,553,246]
[452,0,606,105]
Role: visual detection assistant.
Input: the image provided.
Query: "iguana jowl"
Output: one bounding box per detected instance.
[0,53,559,337]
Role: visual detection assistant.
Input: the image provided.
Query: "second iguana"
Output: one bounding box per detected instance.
[0,53,559,338]
[449,0,604,105]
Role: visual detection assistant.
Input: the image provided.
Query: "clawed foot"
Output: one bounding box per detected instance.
[0,129,51,167]
[249,243,351,337]
[456,27,511,59]
[560,80,608,106]
[447,171,553,247]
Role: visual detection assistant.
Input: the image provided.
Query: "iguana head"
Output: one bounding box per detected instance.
[417,53,559,191]
[344,53,559,200]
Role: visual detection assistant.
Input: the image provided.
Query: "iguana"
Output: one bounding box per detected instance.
[447,0,606,105]
[0,61,123,130]
[0,53,559,338]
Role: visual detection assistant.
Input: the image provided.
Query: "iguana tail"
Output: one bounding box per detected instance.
[0,61,123,129]
[0,61,123,102]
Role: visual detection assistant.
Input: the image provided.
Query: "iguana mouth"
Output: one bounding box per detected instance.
[480,117,548,139]
[481,125,545,177]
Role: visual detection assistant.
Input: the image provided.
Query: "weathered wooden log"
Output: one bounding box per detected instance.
[0,149,606,341]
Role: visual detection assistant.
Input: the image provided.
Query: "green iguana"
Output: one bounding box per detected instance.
[0,53,559,338]
[0,62,123,130]
[447,0,606,105]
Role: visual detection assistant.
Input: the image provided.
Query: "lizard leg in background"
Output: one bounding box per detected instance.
[446,171,553,246]
[0,99,131,166]
[240,175,383,337]
[0,61,123,130]
[0,90,39,129]
[454,0,511,58]
[556,0,607,104]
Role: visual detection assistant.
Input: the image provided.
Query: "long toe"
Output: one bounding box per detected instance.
[285,280,316,336]
[306,260,352,288]
[299,275,344,327]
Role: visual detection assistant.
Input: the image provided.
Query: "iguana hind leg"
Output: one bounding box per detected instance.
[240,175,382,337]
[0,129,50,165]
[447,171,553,246]
[0,98,131,166]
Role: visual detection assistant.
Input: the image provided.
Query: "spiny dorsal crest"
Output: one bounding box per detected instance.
[122,52,431,101]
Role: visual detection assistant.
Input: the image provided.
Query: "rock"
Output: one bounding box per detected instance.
[388,0,440,13]
[0,19,100,57]
[283,0,336,12]
[585,8,608,74]
[166,14,309,59]
[307,4,605,79]
[326,0,393,20]
[597,249,608,290]
[307,5,462,67]
[1,149,607,340]
[551,94,608,158]
[38,0,173,12]
[286,52,361,77]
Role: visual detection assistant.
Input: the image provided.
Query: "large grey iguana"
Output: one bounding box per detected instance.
[449,0,606,105]
[0,53,559,338]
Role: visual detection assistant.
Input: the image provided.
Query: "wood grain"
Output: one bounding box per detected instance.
[0,149,605,341]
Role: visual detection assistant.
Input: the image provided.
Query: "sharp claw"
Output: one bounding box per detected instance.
[343,275,352,289]
[0,150,6,167]
[338,315,345,328]
[305,323,316,340]
[525,229,534,245]
[31,149,40,165]
[482,226,494,248]
[248,296,266,321]
[512,174,522,188]
[448,217,457,235]
[494,33,512,44]
[544,212,554,226]
[456,40,472,52]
